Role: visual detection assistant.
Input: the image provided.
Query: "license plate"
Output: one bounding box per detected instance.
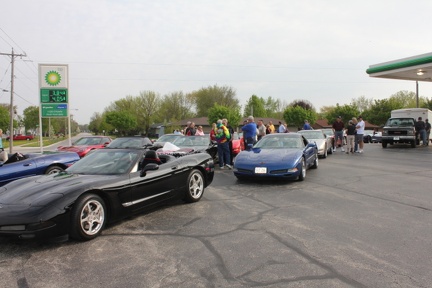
[255,167,267,174]
[393,137,400,140]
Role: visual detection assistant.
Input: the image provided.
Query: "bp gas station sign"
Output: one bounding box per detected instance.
[39,65,69,117]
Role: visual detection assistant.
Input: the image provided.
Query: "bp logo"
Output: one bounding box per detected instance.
[45,71,62,86]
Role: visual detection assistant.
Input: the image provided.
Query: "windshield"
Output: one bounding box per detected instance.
[299,131,325,139]
[107,137,151,148]
[322,129,334,136]
[74,137,103,145]
[67,150,141,175]
[254,135,303,149]
[156,134,181,143]
[386,118,415,127]
[172,136,209,147]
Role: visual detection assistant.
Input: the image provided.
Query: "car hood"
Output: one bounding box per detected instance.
[58,145,93,152]
[0,173,116,207]
[309,139,326,148]
[235,148,303,165]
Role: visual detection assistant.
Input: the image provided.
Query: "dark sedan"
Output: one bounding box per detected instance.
[0,148,214,241]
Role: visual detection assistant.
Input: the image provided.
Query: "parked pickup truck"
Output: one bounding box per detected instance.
[6,134,35,141]
[381,117,416,148]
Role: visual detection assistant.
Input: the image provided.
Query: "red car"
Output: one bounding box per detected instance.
[232,132,244,155]
[57,136,112,158]
[6,134,34,141]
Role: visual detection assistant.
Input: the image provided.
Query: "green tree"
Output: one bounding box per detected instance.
[159,91,195,122]
[23,106,39,131]
[324,104,360,126]
[0,105,10,130]
[136,91,161,135]
[191,85,240,116]
[350,96,373,113]
[290,99,315,111]
[362,98,400,126]
[243,95,266,117]
[283,106,317,129]
[88,112,104,134]
[105,111,137,136]
[264,96,282,118]
[389,90,419,108]
[208,104,241,129]
[422,97,432,110]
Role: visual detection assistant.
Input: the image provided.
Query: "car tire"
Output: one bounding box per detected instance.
[311,155,318,169]
[328,146,333,154]
[183,169,205,203]
[70,194,106,241]
[45,165,64,174]
[298,158,306,181]
[322,146,327,158]
[411,140,416,148]
[382,141,388,148]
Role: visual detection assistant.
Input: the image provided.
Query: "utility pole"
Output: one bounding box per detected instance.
[0,48,27,153]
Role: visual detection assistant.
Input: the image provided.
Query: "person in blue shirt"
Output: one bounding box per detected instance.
[303,120,313,130]
[241,116,257,150]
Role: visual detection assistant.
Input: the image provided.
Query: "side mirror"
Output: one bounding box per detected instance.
[140,163,159,177]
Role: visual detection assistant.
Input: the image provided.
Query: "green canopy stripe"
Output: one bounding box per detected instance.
[366,55,432,74]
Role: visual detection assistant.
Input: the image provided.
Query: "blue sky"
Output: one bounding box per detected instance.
[1,0,432,124]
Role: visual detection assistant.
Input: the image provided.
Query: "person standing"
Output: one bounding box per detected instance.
[278,121,287,133]
[0,129,7,162]
[355,116,365,153]
[332,116,345,152]
[415,117,427,146]
[303,120,313,130]
[215,119,232,169]
[351,117,359,152]
[257,119,266,141]
[241,116,257,151]
[222,118,235,165]
[195,125,205,136]
[185,122,196,136]
[268,121,275,134]
[209,123,217,142]
[345,120,356,154]
[425,119,431,145]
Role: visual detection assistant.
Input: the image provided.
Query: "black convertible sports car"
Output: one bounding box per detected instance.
[0,148,214,241]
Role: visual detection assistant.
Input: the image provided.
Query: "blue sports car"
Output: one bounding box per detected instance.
[233,133,318,181]
[0,151,80,186]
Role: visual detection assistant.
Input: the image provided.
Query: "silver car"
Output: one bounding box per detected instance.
[298,130,333,158]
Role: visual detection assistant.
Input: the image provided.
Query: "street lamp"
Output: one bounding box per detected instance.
[67,108,79,146]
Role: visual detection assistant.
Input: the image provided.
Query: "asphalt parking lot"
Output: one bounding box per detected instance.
[1,143,432,288]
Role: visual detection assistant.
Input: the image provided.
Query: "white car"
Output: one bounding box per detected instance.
[298,130,333,158]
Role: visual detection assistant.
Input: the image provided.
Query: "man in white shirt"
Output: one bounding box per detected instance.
[356,116,365,153]
[278,121,287,133]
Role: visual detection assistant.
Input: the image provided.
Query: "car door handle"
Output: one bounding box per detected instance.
[23,163,32,167]
[171,166,177,170]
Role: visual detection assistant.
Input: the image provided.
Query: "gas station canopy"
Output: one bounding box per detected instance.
[366,52,432,82]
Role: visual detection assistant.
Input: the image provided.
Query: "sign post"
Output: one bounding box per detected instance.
[38,64,69,152]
